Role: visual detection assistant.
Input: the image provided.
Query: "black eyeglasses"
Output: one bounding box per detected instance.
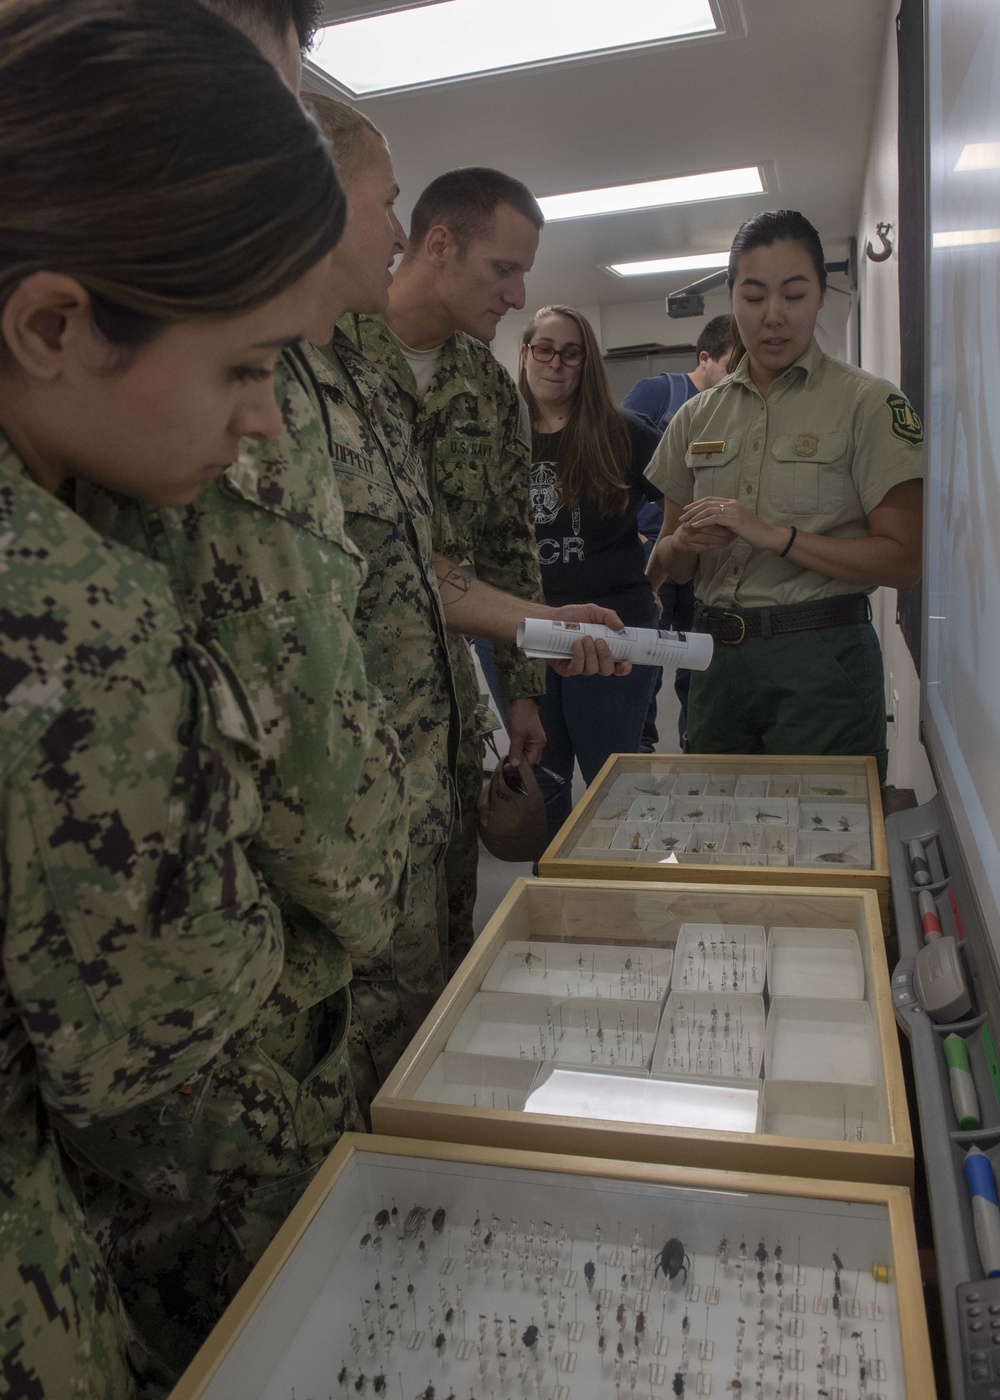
[526,342,585,367]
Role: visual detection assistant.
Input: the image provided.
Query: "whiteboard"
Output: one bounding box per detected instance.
[924,0,1000,954]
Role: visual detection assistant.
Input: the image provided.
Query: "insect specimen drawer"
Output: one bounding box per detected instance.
[372,880,913,1188]
[168,1137,933,1400]
[537,755,890,918]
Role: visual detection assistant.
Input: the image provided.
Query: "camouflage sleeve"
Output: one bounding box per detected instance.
[3,634,285,1131]
[478,386,546,703]
[206,352,408,961]
[78,350,409,969]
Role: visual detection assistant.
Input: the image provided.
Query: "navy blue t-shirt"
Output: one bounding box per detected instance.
[530,409,662,626]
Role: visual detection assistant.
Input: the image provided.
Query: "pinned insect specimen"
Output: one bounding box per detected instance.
[755,809,781,822]
[685,808,704,820]
[838,815,851,832]
[584,1260,596,1291]
[817,851,846,863]
[431,1208,446,1234]
[403,1207,428,1237]
[812,785,848,796]
[812,815,830,830]
[629,831,645,850]
[654,1237,690,1286]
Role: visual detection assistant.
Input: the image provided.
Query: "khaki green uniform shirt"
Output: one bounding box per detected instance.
[646,339,925,609]
[0,438,284,1395]
[352,316,546,732]
[309,331,458,846]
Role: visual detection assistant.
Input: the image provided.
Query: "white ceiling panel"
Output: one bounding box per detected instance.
[306,0,893,307]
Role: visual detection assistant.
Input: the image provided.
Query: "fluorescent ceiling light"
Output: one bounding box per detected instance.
[608,251,730,278]
[933,228,1000,248]
[539,166,763,223]
[955,142,1000,171]
[310,0,719,96]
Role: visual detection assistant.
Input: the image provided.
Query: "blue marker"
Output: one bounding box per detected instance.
[964,1146,1000,1277]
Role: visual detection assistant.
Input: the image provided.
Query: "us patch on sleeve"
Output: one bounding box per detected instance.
[886,393,923,444]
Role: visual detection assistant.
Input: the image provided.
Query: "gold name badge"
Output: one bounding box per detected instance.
[691,440,727,456]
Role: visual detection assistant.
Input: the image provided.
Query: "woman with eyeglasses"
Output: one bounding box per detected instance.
[518,305,663,837]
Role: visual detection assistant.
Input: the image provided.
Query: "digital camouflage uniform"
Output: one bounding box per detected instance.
[309,329,459,1119]
[0,436,285,1397]
[355,318,545,973]
[74,345,408,1379]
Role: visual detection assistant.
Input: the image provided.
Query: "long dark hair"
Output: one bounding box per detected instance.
[0,0,345,353]
[519,305,630,517]
[725,210,826,373]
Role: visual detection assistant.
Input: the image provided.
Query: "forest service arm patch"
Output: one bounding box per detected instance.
[886,393,924,444]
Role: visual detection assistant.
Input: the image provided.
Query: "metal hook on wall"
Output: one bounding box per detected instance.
[865,221,894,262]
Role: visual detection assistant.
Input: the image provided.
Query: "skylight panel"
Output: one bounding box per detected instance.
[955,142,1000,171]
[309,0,720,97]
[607,251,730,277]
[538,167,763,222]
[933,228,1000,247]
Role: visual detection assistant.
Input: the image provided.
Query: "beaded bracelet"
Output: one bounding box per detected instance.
[779,525,797,558]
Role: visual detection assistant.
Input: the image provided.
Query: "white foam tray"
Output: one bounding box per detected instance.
[705,772,738,796]
[667,795,734,824]
[446,992,660,1071]
[627,794,672,823]
[607,772,675,798]
[412,1052,539,1110]
[480,940,673,1002]
[732,797,799,826]
[759,1079,887,1143]
[765,997,876,1086]
[574,825,616,851]
[525,1066,760,1133]
[674,922,766,994]
[648,821,692,854]
[591,795,636,825]
[767,775,802,797]
[794,830,873,868]
[799,800,871,834]
[653,991,765,1081]
[766,927,864,1000]
[611,820,656,852]
[802,772,868,798]
[734,773,769,797]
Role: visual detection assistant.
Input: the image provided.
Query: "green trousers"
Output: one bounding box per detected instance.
[349,841,448,1125]
[688,620,888,782]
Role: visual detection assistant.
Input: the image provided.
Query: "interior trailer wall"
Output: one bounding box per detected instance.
[856,0,935,802]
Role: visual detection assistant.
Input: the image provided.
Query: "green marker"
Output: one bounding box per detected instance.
[945,1034,982,1130]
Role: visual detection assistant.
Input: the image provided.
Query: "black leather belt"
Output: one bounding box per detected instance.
[695,593,871,645]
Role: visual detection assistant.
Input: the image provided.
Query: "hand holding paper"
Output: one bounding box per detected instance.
[517,619,714,671]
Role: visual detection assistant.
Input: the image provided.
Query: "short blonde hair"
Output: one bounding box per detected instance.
[307,92,386,185]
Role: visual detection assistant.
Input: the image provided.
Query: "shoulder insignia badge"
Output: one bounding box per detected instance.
[886,393,923,444]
